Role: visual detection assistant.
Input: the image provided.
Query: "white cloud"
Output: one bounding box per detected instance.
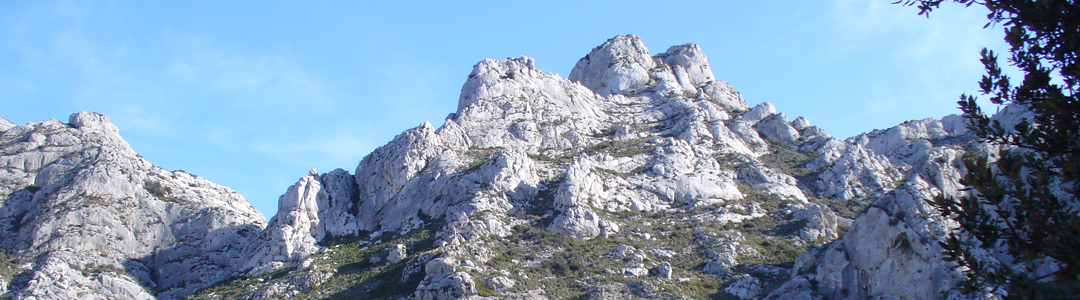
[165,37,334,111]
[827,0,1013,118]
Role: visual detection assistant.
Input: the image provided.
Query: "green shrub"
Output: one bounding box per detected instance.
[143,181,190,204]
[758,142,813,176]
[0,249,20,280]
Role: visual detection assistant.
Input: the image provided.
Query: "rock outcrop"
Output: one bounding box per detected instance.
[0,112,266,299]
[768,113,982,300]
[2,34,1020,300]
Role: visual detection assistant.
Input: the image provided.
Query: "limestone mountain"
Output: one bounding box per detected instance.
[0,112,266,299]
[0,35,1020,300]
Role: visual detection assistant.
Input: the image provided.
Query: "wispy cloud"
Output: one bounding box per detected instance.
[0,1,376,217]
[165,37,333,112]
[827,0,1012,117]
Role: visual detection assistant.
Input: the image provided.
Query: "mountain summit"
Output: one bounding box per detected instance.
[1,35,1011,300]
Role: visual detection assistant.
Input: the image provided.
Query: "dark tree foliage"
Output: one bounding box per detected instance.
[898,0,1080,299]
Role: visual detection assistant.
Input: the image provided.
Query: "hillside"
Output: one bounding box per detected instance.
[0,35,1017,300]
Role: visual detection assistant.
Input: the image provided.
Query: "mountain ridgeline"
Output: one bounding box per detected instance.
[0,35,1021,300]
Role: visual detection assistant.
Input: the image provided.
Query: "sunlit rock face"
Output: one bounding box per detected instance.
[2,35,1009,300]
[0,112,266,299]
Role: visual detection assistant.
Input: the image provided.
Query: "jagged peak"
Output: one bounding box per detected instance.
[401,120,438,141]
[65,111,134,153]
[457,56,543,114]
[740,102,777,124]
[989,103,1034,134]
[569,34,656,96]
[68,111,119,134]
[657,43,715,87]
[0,117,14,131]
[792,116,811,130]
[586,35,654,66]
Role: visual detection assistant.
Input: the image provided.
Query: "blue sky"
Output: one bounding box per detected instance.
[1,1,1012,219]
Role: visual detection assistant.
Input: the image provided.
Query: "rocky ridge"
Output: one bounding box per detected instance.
[0,112,266,299]
[0,35,1014,299]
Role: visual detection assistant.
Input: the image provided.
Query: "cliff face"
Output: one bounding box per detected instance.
[0,112,266,299]
[0,35,1014,300]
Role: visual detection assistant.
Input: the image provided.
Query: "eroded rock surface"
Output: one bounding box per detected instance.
[3,35,1012,300]
[0,112,266,299]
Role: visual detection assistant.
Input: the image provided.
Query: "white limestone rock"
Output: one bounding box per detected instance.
[799,125,831,140]
[768,125,986,300]
[316,168,360,239]
[15,251,154,300]
[804,139,903,201]
[622,267,649,277]
[763,277,819,300]
[940,114,967,135]
[568,34,747,117]
[414,257,477,300]
[701,80,749,112]
[0,117,14,132]
[243,173,323,275]
[740,102,777,125]
[725,275,762,300]
[484,276,515,291]
[3,36,1032,300]
[698,231,752,278]
[650,262,672,279]
[387,243,407,264]
[569,35,657,96]
[727,120,769,154]
[644,139,743,206]
[657,43,715,88]
[989,103,1034,134]
[609,245,637,259]
[737,164,808,202]
[792,116,811,130]
[550,155,607,240]
[849,116,973,166]
[457,56,607,152]
[551,205,603,241]
[0,112,267,300]
[792,203,845,241]
[754,113,800,143]
[246,270,334,299]
[352,122,448,234]
[703,253,738,277]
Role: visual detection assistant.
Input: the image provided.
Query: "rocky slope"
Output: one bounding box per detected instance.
[0,35,1016,300]
[0,112,267,299]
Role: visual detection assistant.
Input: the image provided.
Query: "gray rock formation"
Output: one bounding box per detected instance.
[241,170,323,275]
[2,34,1024,300]
[767,111,985,300]
[0,112,266,299]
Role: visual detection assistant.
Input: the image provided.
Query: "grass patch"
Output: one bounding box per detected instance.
[584,136,659,158]
[823,198,867,220]
[472,198,812,299]
[187,220,444,300]
[528,153,574,165]
[143,180,191,204]
[0,249,20,280]
[758,142,814,176]
[596,166,649,179]
[461,147,505,172]
[714,153,751,170]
